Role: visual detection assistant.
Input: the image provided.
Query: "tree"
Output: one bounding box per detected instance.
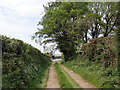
[34,2,88,61]
[88,2,118,37]
[33,2,118,61]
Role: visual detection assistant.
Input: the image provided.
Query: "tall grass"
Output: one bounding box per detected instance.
[63,55,119,88]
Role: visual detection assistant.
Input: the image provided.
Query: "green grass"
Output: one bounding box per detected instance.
[54,63,81,88]
[41,68,49,88]
[35,68,49,88]
[63,56,119,88]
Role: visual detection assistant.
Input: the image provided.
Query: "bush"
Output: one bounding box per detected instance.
[63,35,119,88]
[1,35,51,88]
[81,35,117,67]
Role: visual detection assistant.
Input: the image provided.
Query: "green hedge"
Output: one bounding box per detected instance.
[63,35,119,88]
[81,35,117,67]
[1,35,51,88]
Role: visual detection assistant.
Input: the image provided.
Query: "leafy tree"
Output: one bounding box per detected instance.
[88,2,118,37]
[102,2,118,37]
[34,2,88,61]
[33,2,118,61]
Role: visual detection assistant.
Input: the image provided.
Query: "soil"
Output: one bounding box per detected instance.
[46,62,98,89]
[61,65,98,89]
[46,63,60,88]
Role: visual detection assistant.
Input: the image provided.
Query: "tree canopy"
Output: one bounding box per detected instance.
[33,2,118,61]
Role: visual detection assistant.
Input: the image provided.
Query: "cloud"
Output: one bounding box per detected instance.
[0,0,61,54]
[0,0,55,17]
[0,15,42,49]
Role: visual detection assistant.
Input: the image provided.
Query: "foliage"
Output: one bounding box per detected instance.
[64,55,119,88]
[34,2,88,61]
[88,2,118,37]
[1,35,51,88]
[33,2,118,61]
[81,35,117,67]
[63,35,118,88]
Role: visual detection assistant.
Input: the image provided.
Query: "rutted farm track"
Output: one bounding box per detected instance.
[46,63,60,88]
[46,62,98,89]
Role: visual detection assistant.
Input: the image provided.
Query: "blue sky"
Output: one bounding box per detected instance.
[0,0,62,54]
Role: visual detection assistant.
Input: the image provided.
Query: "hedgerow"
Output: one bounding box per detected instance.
[1,35,51,88]
[63,35,119,88]
[81,35,117,67]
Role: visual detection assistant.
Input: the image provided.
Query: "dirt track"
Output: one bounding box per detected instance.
[46,63,60,88]
[61,65,98,89]
[46,62,98,89]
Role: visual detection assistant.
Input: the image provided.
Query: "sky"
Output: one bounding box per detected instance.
[0,0,62,54]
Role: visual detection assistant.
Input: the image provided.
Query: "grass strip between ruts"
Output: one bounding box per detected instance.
[54,63,81,88]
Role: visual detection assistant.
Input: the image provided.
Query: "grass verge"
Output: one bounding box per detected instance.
[63,56,119,88]
[36,68,49,88]
[54,63,80,88]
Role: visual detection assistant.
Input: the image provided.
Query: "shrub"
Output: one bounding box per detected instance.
[81,35,117,67]
[1,35,51,88]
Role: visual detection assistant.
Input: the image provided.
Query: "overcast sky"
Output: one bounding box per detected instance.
[0,0,63,54]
